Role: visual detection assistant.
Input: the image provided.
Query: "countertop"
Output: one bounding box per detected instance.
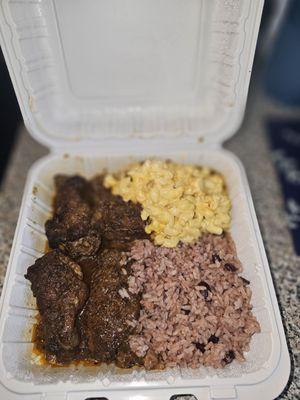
[0,88,299,399]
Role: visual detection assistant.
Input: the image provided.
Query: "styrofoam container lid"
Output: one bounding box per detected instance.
[0,0,264,148]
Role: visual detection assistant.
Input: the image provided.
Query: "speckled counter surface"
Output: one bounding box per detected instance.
[0,89,299,399]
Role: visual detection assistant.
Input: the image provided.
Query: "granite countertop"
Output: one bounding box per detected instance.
[0,88,299,399]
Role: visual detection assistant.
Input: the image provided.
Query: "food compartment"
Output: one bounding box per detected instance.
[0,149,279,390]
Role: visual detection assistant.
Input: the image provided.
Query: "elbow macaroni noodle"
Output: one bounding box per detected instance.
[104,160,231,247]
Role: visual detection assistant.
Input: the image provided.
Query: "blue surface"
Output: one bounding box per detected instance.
[268,120,300,255]
[264,0,300,106]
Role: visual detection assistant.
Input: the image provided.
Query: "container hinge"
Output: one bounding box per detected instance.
[42,393,67,400]
[210,386,237,399]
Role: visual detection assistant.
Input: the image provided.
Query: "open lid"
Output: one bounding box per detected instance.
[0,0,264,149]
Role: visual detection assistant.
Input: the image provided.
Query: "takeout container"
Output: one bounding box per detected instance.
[0,1,290,399]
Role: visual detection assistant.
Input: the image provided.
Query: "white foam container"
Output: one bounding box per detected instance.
[0,0,290,399]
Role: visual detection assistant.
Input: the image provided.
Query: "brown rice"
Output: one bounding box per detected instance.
[123,234,260,369]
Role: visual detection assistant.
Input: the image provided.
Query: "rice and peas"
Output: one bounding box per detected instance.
[105,160,260,369]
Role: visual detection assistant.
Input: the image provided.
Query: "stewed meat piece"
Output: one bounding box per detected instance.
[45,174,147,254]
[90,175,117,201]
[78,249,140,363]
[25,250,88,364]
[59,234,101,259]
[92,197,148,250]
[45,175,100,255]
[91,175,148,249]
